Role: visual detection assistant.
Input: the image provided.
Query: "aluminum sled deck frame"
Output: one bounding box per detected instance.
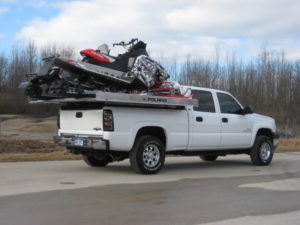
[29,91,198,108]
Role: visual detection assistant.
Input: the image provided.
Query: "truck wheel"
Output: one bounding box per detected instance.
[130,135,165,174]
[250,135,273,165]
[82,155,109,167]
[200,155,218,161]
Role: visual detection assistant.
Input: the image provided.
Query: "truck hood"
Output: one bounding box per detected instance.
[252,113,273,121]
[250,113,276,131]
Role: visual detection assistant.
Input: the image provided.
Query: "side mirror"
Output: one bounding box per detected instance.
[242,106,253,115]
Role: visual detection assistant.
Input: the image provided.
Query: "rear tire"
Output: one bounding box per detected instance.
[250,135,273,165]
[200,155,218,161]
[130,135,165,174]
[82,155,109,167]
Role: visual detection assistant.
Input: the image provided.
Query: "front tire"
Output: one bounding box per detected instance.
[82,155,109,167]
[250,135,273,165]
[130,135,165,174]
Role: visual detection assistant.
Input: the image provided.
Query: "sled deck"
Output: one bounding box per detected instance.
[54,58,134,85]
[28,91,198,109]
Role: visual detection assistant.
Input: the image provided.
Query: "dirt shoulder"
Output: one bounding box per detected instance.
[0,151,81,162]
[0,138,81,162]
[277,137,300,152]
[0,115,57,140]
[0,139,62,154]
[0,115,81,162]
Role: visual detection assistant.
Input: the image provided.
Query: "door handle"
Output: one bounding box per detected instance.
[222,118,228,123]
[196,116,203,122]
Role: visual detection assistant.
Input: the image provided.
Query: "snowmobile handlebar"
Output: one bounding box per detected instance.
[113,38,138,47]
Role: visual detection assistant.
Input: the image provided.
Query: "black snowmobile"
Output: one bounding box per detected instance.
[22,39,171,99]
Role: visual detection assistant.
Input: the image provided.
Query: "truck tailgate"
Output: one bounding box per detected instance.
[60,109,103,131]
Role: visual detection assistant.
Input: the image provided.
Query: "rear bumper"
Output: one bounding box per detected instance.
[53,135,109,150]
[273,132,280,149]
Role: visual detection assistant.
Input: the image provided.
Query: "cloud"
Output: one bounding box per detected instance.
[0,6,9,15]
[15,0,300,60]
[166,0,300,38]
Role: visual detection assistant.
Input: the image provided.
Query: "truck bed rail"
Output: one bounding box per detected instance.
[29,92,198,108]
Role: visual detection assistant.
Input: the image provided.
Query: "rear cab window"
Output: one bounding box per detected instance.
[192,90,216,113]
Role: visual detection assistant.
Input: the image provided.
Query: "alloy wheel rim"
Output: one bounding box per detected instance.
[143,144,160,168]
[260,142,271,162]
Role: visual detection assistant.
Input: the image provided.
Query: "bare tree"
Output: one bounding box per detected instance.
[177,47,300,124]
[40,43,76,59]
[0,53,8,90]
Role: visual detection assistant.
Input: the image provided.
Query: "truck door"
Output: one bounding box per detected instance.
[216,92,253,148]
[189,90,221,150]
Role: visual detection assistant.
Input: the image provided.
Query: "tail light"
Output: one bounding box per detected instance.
[103,109,114,131]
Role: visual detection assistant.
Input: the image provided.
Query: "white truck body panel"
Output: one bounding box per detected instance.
[189,109,222,149]
[57,86,278,153]
[103,107,189,151]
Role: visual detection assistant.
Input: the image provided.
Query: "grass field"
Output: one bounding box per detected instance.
[277,137,300,152]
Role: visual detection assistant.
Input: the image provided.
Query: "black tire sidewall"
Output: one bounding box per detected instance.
[82,155,109,167]
[131,136,165,174]
[200,155,218,161]
[251,136,273,165]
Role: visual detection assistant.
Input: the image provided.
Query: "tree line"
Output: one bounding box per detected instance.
[0,42,299,127]
[0,41,75,116]
[168,48,300,126]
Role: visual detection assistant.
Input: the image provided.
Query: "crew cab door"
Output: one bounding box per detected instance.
[189,89,221,150]
[216,92,253,148]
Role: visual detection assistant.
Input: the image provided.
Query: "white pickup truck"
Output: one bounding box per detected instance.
[54,86,279,174]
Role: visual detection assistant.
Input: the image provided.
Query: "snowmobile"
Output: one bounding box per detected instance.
[22,39,185,100]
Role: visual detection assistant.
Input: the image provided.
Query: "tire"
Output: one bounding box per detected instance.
[250,135,273,165]
[82,155,109,167]
[200,155,218,161]
[129,135,165,174]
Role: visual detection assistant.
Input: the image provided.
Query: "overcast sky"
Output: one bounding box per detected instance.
[1,0,300,60]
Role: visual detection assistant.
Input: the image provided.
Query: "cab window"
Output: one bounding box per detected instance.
[192,90,216,113]
[217,92,241,114]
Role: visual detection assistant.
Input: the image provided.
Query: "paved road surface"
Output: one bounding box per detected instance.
[0,153,300,225]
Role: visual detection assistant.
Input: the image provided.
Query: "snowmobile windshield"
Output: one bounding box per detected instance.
[97,44,110,54]
[130,41,148,56]
[38,56,56,76]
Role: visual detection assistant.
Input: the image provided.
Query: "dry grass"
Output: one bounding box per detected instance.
[0,138,63,154]
[0,151,81,162]
[277,137,300,152]
[1,116,57,133]
[0,138,82,162]
[20,123,56,132]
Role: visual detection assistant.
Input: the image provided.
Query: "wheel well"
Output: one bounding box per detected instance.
[256,128,273,140]
[136,126,166,147]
